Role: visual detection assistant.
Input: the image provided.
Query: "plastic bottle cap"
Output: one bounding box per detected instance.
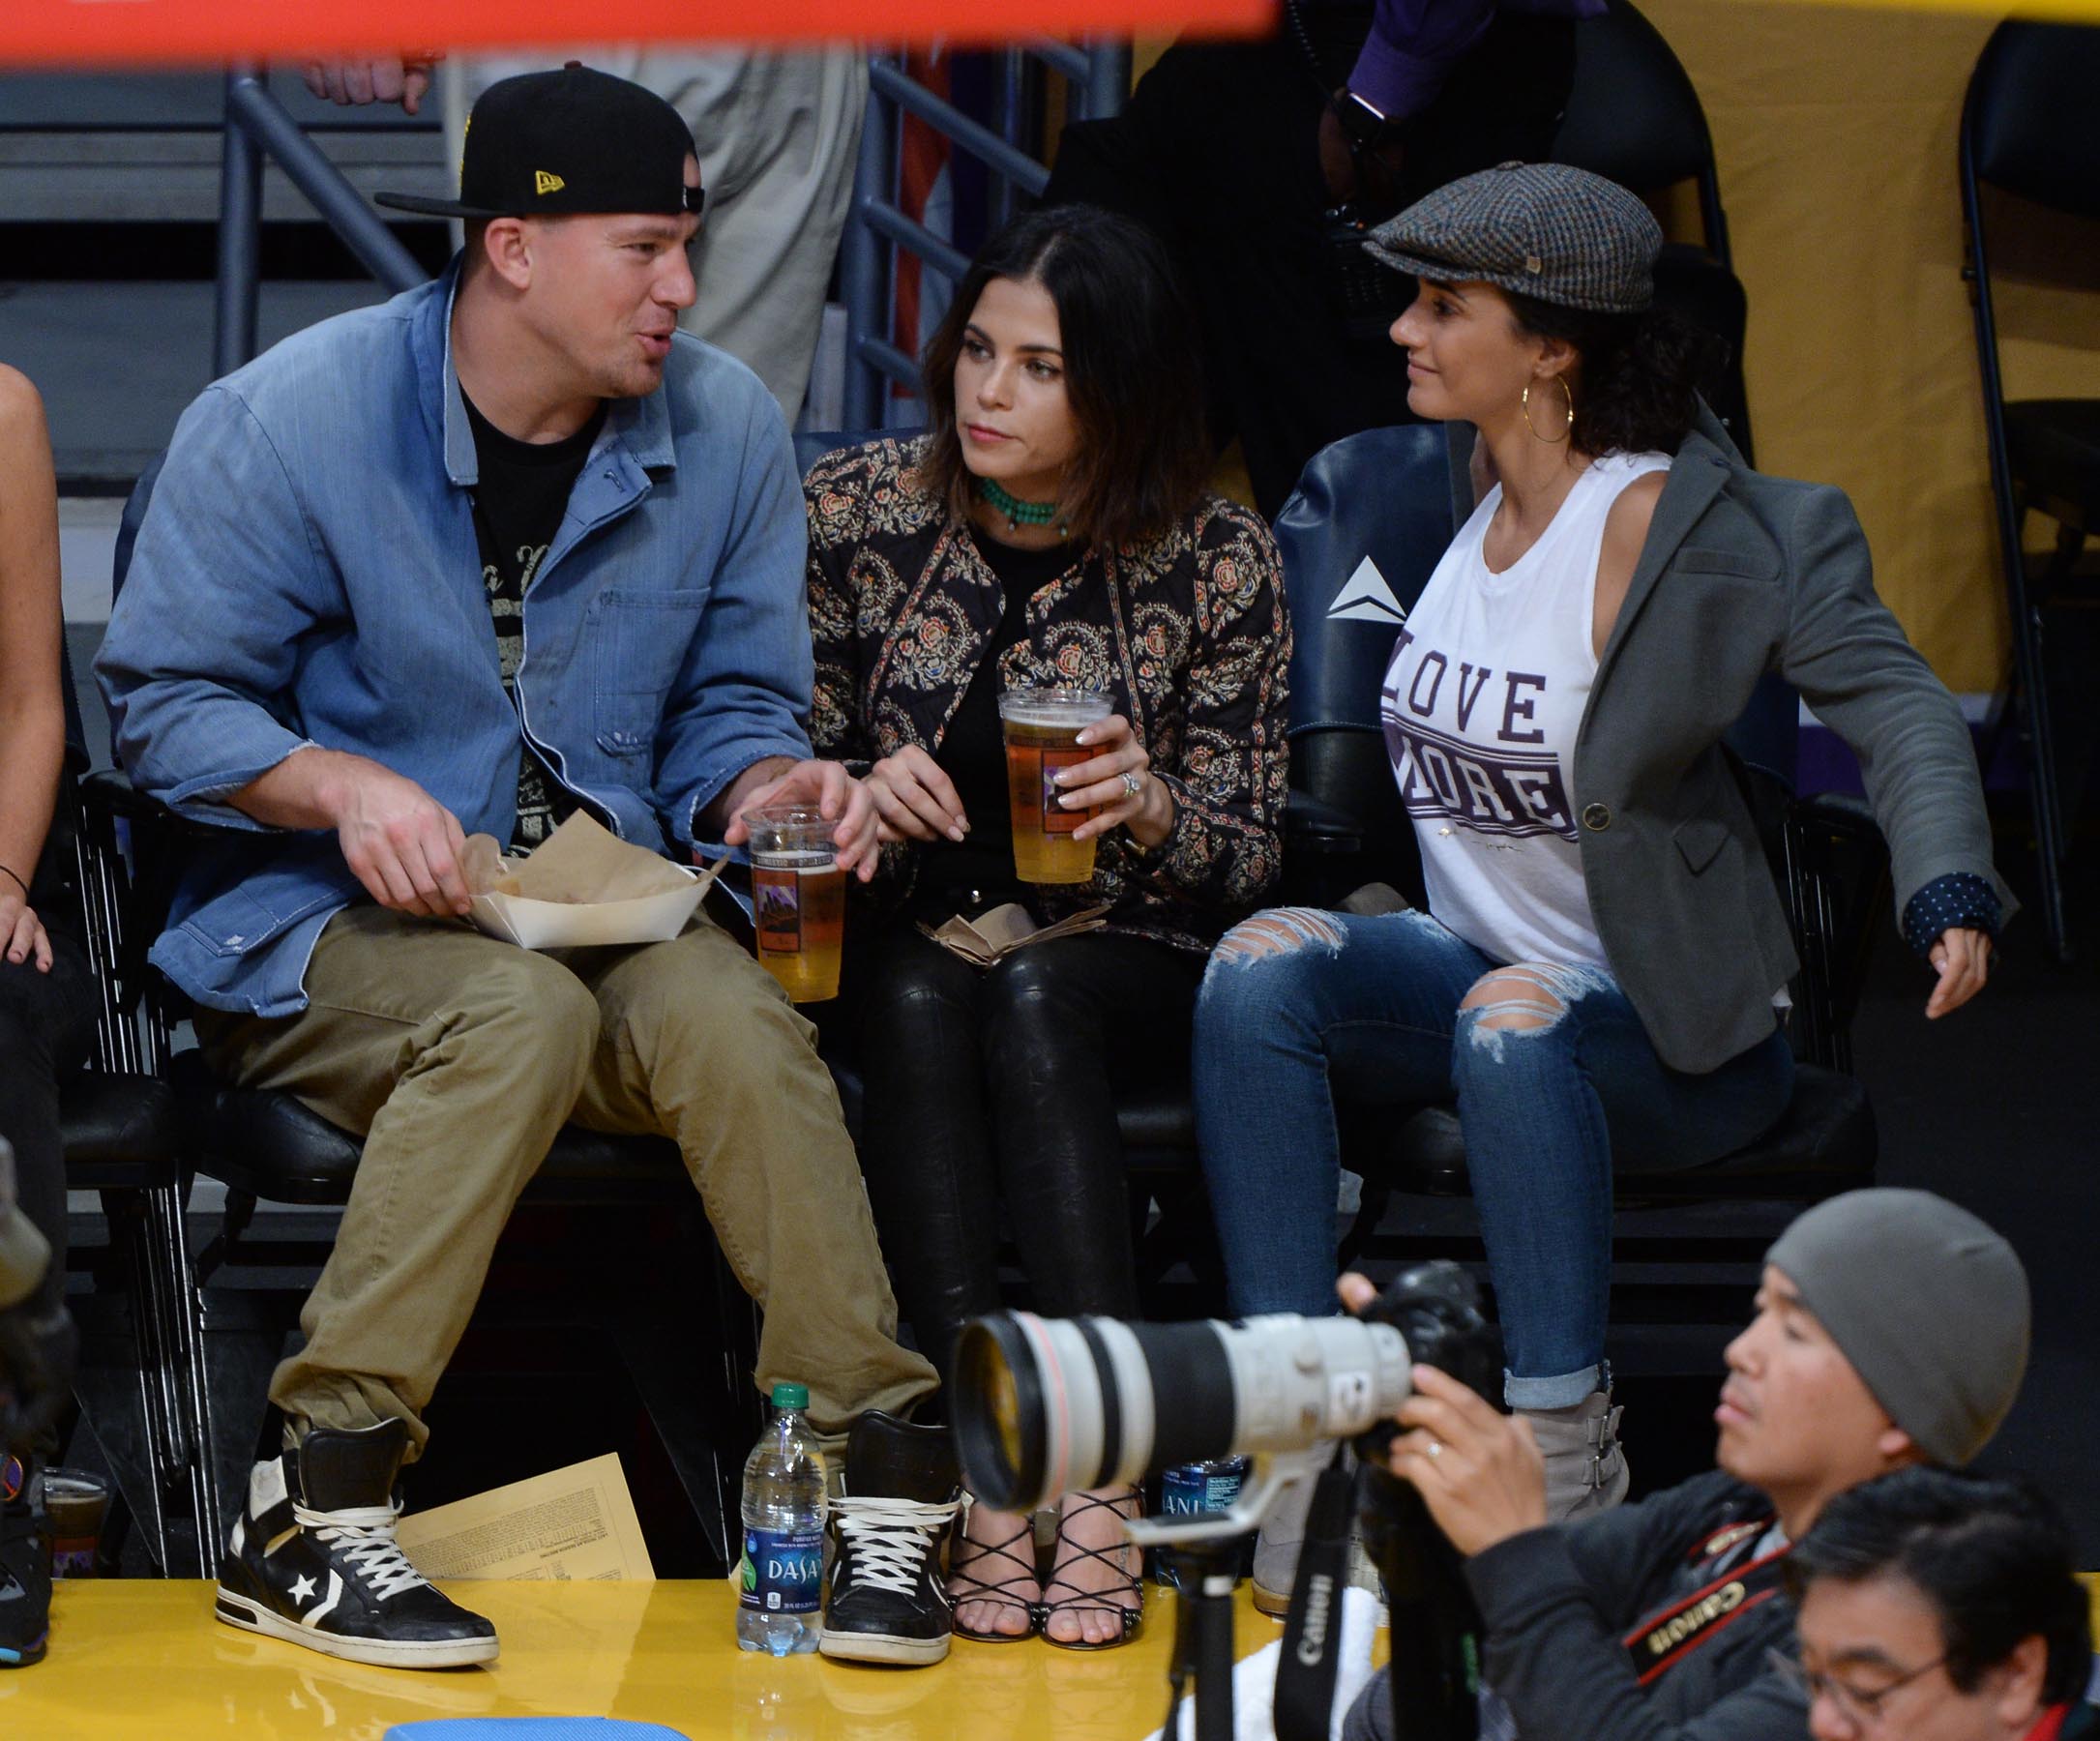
[770,1382,810,1410]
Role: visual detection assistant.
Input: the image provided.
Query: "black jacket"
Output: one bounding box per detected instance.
[1346,1471,1804,1741]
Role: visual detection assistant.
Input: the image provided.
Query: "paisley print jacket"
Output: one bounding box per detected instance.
[804,436,1291,954]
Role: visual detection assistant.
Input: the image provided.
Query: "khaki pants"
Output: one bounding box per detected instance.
[196,904,936,1454]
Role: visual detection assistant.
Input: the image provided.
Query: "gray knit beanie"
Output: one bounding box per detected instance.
[1765,1189,2028,1466]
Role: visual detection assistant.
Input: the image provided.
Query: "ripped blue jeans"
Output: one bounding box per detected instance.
[1191,906,1793,1408]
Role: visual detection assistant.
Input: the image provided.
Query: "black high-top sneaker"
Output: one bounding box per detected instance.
[819,1412,961,1667]
[215,1420,497,1668]
[0,1455,50,1669]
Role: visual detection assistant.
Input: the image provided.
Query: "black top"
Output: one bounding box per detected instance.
[462,392,606,849]
[908,524,1081,917]
[1348,1471,1807,1741]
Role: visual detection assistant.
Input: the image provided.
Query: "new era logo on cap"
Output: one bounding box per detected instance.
[374,63,701,223]
[1326,555,1409,625]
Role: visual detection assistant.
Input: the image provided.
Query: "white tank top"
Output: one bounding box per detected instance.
[1381,451,1671,969]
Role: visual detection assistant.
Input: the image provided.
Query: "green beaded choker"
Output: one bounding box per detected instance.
[976,475,1068,538]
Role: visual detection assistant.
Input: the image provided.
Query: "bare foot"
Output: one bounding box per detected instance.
[1042,1486,1141,1646]
[949,1498,1039,1638]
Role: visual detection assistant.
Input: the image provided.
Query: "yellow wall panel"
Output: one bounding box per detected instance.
[1647,0,2100,693]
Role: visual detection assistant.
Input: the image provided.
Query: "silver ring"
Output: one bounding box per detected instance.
[1427,1439,1443,1460]
[1121,771,1142,799]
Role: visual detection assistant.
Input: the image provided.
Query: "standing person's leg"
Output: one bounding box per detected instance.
[646,47,868,424]
[564,913,937,1436]
[197,905,601,1667]
[975,930,1205,1647]
[1448,962,1794,1516]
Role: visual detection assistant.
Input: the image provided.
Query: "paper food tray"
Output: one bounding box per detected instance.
[468,874,709,950]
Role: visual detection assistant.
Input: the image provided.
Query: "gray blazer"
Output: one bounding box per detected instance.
[1575,409,2008,1073]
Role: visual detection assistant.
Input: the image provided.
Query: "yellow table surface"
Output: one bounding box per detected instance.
[1,1579,1286,1740]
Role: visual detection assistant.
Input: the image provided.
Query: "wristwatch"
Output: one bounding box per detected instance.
[1331,89,1398,151]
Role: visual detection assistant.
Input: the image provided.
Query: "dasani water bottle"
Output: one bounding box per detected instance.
[736,1381,828,1655]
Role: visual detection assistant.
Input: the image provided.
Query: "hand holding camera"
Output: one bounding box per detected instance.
[1339,1270,1549,1558]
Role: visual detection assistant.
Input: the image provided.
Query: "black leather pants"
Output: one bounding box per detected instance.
[836,927,1202,1393]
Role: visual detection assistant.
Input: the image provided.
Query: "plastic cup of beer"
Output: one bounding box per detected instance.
[744,806,845,1003]
[998,684,1113,884]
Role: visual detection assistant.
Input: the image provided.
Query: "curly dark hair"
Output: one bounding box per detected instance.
[1503,292,1724,457]
[917,204,1210,550]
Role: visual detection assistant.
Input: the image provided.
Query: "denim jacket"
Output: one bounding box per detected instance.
[96,262,812,1018]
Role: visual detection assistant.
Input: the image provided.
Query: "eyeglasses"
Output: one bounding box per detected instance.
[1768,1646,1950,1726]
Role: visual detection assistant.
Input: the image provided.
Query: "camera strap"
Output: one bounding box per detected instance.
[1620,1525,1789,1687]
[1273,1446,1360,1741]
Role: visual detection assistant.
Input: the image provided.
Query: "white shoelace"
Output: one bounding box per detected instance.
[832,1496,961,1598]
[293,1499,429,1604]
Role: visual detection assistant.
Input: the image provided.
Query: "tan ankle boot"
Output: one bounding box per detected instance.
[1521,1391,1628,1522]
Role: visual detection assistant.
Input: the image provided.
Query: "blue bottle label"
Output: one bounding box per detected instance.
[738,1525,823,1614]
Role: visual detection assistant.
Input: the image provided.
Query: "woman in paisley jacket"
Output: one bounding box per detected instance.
[803,205,1289,1649]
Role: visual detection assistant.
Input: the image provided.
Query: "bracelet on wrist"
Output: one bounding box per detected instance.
[0,864,27,900]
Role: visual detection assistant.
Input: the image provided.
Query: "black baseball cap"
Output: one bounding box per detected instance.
[375,61,703,221]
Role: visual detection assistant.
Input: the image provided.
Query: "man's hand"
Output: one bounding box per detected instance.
[864,746,969,844]
[233,748,472,919]
[721,759,880,881]
[300,55,442,116]
[1339,1272,1548,1557]
[329,761,473,918]
[0,890,52,974]
[1317,93,1406,209]
[1925,927,1991,1019]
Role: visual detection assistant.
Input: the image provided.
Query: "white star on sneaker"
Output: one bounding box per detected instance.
[289,1574,318,1606]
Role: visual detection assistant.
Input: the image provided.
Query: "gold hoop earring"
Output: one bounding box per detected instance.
[1522,377,1575,443]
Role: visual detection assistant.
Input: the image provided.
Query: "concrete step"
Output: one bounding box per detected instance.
[8,279,399,492]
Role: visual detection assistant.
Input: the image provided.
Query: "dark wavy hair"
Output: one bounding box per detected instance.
[1787,1467,2091,1706]
[1503,291,1724,457]
[917,204,1210,550]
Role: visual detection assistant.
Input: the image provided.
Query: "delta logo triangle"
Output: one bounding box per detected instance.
[1325,555,1409,625]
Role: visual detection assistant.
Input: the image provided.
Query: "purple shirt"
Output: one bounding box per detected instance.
[1346,0,1607,123]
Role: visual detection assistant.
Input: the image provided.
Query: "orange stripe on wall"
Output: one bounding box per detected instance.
[0,0,1269,66]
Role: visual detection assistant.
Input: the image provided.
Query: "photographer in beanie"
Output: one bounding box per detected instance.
[1339,1189,2031,1741]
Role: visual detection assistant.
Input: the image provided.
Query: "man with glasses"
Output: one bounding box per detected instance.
[1788,1466,2092,1740]
[1340,1189,2031,1741]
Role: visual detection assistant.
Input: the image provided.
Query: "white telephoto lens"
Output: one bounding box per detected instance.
[1217,1314,1414,1452]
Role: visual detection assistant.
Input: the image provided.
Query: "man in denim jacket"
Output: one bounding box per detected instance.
[98,66,935,1668]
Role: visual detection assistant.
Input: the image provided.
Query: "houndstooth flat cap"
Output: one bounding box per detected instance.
[1364,161,1662,313]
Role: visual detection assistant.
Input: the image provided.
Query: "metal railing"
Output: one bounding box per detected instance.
[212,66,429,378]
[840,43,1130,428]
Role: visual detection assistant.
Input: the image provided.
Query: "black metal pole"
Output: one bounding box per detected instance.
[224,77,425,295]
[213,68,265,378]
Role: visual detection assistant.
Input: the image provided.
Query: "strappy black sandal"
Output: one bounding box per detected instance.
[947,1502,1041,1641]
[1039,1488,1144,1652]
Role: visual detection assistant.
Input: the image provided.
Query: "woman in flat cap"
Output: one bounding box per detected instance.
[1193,162,2005,1597]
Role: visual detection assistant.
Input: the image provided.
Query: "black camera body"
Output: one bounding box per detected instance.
[1326,202,1415,342]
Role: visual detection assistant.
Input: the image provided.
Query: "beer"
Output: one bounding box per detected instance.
[998,687,1112,884]
[744,808,845,1003]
